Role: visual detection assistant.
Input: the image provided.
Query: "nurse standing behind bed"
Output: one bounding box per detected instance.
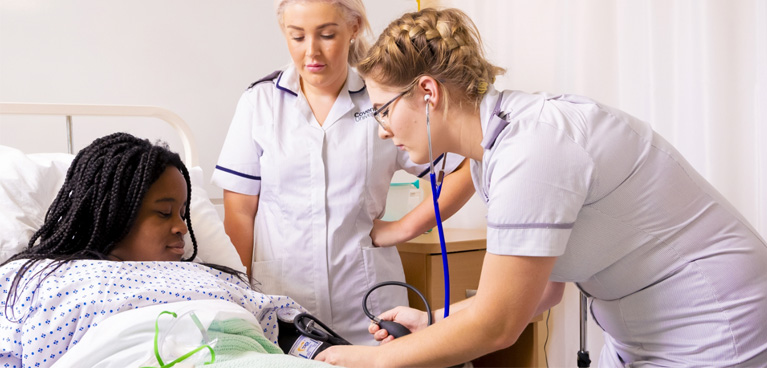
[316,7,767,367]
[211,0,474,345]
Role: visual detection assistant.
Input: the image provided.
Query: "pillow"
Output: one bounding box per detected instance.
[183,166,246,272]
[0,145,245,273]
[0,146,72,262]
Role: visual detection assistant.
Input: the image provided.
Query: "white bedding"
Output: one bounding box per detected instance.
[0,260,317,368]
[50,299,332,368]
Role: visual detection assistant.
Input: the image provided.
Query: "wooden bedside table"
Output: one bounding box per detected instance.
[396,228,545,367]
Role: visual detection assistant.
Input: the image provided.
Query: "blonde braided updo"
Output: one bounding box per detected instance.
[358,8,504,106]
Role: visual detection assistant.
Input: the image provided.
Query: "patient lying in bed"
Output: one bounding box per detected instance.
[0,260,302,367]
[0,133,329,368]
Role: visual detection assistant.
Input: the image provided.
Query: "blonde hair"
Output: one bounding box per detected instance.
[275,0,372,66]
[358,8,504,106]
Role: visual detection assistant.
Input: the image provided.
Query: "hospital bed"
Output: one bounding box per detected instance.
[0,102,235,267]
[0,102,332,367]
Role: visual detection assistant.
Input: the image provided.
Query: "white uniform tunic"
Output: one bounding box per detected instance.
[473,86,767,366]
[212,65,460,344]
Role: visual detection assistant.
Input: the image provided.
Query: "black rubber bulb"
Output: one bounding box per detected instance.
[378,320,412,338]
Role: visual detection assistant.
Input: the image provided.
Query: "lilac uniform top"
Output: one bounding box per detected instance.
[472,85,767,366]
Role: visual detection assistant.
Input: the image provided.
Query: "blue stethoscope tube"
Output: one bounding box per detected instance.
[425,96,450,319]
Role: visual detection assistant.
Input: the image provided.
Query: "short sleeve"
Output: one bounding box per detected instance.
[211,91,266,195]
[485,121,593,257]
[397,150,466,179]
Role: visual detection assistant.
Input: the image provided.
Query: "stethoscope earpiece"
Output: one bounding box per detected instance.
[422,90,451,319]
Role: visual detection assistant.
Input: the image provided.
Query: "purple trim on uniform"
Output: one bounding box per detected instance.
[481,92,509,150]
[349,84,366,94]
[248,70,281,90]
[417,153,445,178]
[215,165,261,181]
[482,116,510,150]
[488,222,575,230]
[493,91,505,115]
[275,72,298,97]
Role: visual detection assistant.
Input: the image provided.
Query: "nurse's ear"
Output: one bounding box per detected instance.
[417,75,440,108]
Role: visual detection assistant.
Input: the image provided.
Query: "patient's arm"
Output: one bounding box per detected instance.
[371,159,474,247]
[223,190,259,275]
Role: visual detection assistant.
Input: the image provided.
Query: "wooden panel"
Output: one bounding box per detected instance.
[395,228,487,254]
[396,228,545,367]
[426,250,485,307]
[398,252,429,311]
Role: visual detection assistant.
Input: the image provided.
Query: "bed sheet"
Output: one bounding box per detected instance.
[0,260,299,368]
[50,299,333,368]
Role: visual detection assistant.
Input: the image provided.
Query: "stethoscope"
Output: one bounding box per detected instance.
[424,93,451,319]
[362,94,451,340]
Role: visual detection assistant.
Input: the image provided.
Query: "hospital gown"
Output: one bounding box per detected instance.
[0,260,297,368]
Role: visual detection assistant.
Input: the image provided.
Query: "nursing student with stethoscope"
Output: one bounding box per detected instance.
[316,7,767,367]
[211,0,475,345]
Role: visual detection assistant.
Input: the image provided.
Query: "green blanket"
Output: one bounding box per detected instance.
[200,319,337,368]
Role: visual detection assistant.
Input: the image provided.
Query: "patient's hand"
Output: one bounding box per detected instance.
[370,219,410,247]
[368,306,429,344]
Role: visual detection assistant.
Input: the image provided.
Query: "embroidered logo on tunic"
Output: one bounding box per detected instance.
[354,107,374,122]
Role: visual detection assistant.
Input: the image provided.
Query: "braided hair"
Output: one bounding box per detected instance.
[2,132,245,313]
[357,7,505,108]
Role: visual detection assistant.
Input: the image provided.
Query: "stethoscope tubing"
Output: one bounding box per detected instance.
[425,99,450,319]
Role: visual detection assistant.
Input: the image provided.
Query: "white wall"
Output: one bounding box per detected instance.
[0,0,418,197]
[432,0,767,366]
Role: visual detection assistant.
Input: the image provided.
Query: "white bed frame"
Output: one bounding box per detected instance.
[0,102,198,167]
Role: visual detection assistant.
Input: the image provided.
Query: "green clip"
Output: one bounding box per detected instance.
[140,310,216,368]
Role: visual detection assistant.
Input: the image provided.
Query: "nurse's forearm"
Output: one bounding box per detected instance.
[432,296,473,323]
[223,190,259,275]
[436,283,562,325]
[377,255,556,367]
[397,159,474,238]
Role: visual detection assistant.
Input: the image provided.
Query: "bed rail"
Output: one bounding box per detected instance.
[0,102,198,167]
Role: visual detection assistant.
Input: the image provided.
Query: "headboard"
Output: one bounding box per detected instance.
[0,102,198,167]
[0,102,243,272]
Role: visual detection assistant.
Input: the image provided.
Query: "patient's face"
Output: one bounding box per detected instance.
[109,167,189,262]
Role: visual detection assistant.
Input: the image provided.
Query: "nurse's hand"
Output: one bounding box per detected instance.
[315,345,379,367]
[370,219,410,247]
[368,306,429,344]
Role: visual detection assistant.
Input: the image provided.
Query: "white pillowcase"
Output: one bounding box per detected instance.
[0,145,245,273]
[0,146,71,262]
[183,166,245,272]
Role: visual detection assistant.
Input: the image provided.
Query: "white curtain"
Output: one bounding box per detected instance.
[429,0,767,366]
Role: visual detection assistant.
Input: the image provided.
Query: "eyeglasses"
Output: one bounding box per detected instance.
[372,92,406,132]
